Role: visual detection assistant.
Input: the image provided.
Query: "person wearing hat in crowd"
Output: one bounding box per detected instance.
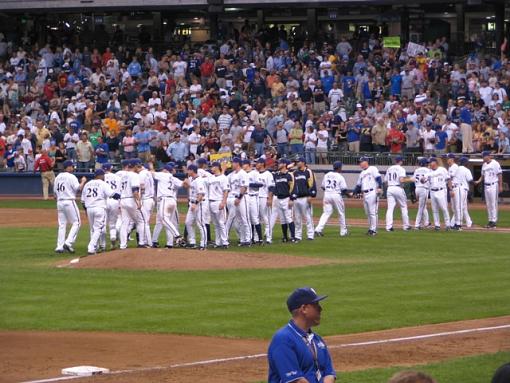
[255,157,276,243]
[455,156,474,229]
[53,160,87,254]
[226,157,251,246]
[119,159,148,249]
[384,155,412,232]
[102,162,122,249]
[292,157,317,241]
[315,161,350,237]
[420,157,452,231]
[207,161,229,248]
[445,153,461,230]
[81,168,120,255]
[475,151,503,228]
[354,157,382,236]
[149,162,185,249]
[267,287,336,383]
[270,158,297,243]
[184,164,207,250]
[413,158,431,230]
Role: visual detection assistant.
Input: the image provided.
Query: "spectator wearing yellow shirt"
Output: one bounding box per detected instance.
[103,111,120,136]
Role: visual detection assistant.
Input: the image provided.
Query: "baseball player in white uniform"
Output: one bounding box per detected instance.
[455,156,473,229]
[255,158,275,242]
[208,161,230,248]
[421,157,451,230]
[314,161,349,237]
[446,153,460,229]
[226,158,251,246]
[54,160,86,253]
[102,163,122,248]
[136,160,155,247]
[384,156,411,231]
[243,159,264,244]
[151,163,184,248]
[119,160,147,249]
[475,151,503,228]
[81,169,119,255]
[354,157,382,236]
[197,158,213,243]
[185,164,207,249]
[413,158,431,229]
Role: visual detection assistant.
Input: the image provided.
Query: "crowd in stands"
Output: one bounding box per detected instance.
[1,25,510,173]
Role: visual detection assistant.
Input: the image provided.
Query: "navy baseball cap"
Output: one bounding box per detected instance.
[297,157,306,163]
[121,159,130,167]
[418,158,429,166]
[241,159,251,165]
[358,156,369,163]
[94,169,105,177]
[287,287,327,312]
[211,161,221,168]
[278,158,289,165]
[232,157,242,164]
[256,158,266,164]
[394,155,403,163]
[102,163,112,170]
[197,158,207,165]
[447,153,456,159]
[187,164,198,172]
[333,161,342,170]
[482,150,491,157]
[429,157,438,163]
[132,158,142,166]
[459,156,469,165]
[164,164,174,172]
[63,160,74,168]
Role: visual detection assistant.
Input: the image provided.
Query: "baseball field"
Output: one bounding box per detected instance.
[0,198,509,383]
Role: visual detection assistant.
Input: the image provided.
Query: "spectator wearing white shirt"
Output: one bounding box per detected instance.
[304,124,317,164]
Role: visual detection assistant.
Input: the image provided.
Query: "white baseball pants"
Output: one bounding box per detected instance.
[315,193,347,235]
[386,186,410,230]
[293,197,314,240]
[185,202,207,247]
[363,190,378,232]
[414,187,430,228]
[485,183,499,223]
[209,200,228,246]
[86,207,106,253]
[120,198,147,248]
[56,200,81,251]
[430,189,451,228]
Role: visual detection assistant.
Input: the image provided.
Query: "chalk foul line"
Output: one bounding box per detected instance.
[20,323,510,383]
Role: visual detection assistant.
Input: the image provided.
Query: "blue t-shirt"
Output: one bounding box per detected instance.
[460,107,472,124]
[342,76,355,96]
[95,143,109,164]
[268,320,336,383]
[390,74,402,96]
[435,130,448,150]
[347,124,361,142]
[322,75,334,94]
[135,131,151,153]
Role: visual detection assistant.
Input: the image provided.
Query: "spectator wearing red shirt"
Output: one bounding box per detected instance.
[386,122,406,153]
[200,57,214,87]
[34,148,55,200]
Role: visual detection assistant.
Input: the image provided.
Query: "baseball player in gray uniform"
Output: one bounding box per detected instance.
[475,151,503,228]
[102,163,122,249]
[208,161,230,248]
[255,158,275,242]
[354,157,382,236]
[81,169,120,255]
[384,156,411,231]
[413,158,431,230]
[315,161,349,237]
[54,160,87,253]
[455,156,474,229]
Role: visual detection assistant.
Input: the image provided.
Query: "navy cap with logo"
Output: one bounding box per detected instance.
[418,158,429,166]
[121,159,130,167]
[164,164,174,172]
[429,157,438,163]
[241,159,251,165]
[459,156,469,165]
[94,169,105,177]
[333,161,342,170]
[287,287,328,312]
[197,158,207,165]
[187,164,198,172]
[256,158,266,164]
[278,158,289,165]
[447,153,456,159]
[63,160,74,168]
[232,157,242,164]
[482,150,491,157]
[358,156,369,163]
[394,155,403,163]
[211,161,221,168]
[297,157,306,163]
[102,163,112,170]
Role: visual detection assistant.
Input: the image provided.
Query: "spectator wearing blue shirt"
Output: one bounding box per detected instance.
[127,57,142,79]
[347,119,361,152]
[251,124,270,157]
[268,287,336,383]
[435,129,448,154]
[458,98,474,153]
[166,134,188,168]
[390,69,402,97]
[134,125,151,163]
[94,136,109,168]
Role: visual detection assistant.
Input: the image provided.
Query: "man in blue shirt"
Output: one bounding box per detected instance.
[268,287,336,383]
[134,125,151,163]
[166,134,188,169]
[458,98,474,153]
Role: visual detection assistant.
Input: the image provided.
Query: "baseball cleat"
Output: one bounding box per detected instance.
[99,247,106,253]
[265,240,272,245]
[198,247,206,251]
[314,231,324,237]
[137,244,150,249]
[403,226,412,231]
[368,230,377,236]
[63,244,75,253]
[165,245,173,249]
[87,251,96,255]
[281,238,288,243]
[434,226,441,231]
[110,240,117,249]
[55,249,64,254]
[186,244,198,249]
[290,238,299,243]
[340,231,348,237]
[152,242,160,248]
[386,227,394,232]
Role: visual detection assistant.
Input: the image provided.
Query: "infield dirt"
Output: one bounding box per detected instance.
[2,316,509,383]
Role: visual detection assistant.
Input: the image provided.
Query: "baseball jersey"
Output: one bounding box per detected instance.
[104,172,121,193]
[357,166,381,190]
[120,171,141,198]
[54,172,80,201]
[273,171,294,198]
[247,169,261,196]
[138,169,155,199]
[293,168,317,198]
[81,179,114,209]
[208,174,229,201]
[189,176,206,201]
[322,171,347,193]
[413,167,431,189]
[257,170,275,198]
[427,167,449,189]
[448,163,459,186]
[481,160,502,184]
[385,165,406,186]
[116,170,129,193]
[198,168,213,199]
[153,172,183,198]
[456,166,473,189]
[228,169,249,197]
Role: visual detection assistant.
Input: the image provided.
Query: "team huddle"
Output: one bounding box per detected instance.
[52,150,503,255]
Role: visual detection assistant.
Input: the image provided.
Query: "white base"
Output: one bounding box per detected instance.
[61,366,110,376]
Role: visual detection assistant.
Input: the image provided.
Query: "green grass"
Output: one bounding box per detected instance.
[0,224,509,339]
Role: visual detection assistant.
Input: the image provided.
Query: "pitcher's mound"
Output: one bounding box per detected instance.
[57,248,335,271]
